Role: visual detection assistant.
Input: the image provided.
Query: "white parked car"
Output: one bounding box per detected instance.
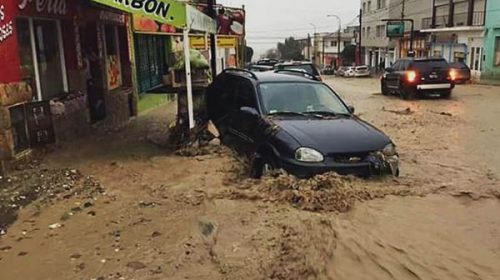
[354,66,371,77]
[344,67,356,77]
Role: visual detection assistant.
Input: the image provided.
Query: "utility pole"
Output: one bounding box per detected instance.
[310,23,317,64]
[327,15,341,69]
[401,0,405,19]
[307,33,311,61]
[359,9,362,65]
[322,36,326,67]
[208,0,217,75]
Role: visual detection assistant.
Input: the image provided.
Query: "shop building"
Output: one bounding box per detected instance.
[0,0,135,172]
[421,0,487,79]
[482,0,500,81]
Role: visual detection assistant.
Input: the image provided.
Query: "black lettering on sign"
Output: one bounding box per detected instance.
[131,0,144,9]
[114,0,172,19]
[144,0,157,13]
[156,2,170,18]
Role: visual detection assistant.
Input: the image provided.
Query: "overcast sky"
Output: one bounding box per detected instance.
[217,0,361,58]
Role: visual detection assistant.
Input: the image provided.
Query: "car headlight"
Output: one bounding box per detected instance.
[295,147,324,163]
[382,143,397,157]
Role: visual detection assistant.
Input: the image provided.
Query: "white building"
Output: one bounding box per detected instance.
[421,0,486,79]
[313,29,358,67]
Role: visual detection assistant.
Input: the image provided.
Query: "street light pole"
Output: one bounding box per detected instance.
[310,23,317,64]
[327,14,341,69]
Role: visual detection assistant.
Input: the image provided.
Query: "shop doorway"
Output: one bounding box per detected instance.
[81,23,107,123]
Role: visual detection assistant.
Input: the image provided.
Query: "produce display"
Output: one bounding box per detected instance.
[172,49,210,70]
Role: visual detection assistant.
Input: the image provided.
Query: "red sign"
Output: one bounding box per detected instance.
[0,1,21,83]
[17,0,75,19]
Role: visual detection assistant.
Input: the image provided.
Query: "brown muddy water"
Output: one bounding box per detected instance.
[0,78,499,279]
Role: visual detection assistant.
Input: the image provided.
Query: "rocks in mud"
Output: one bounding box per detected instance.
[208,138,221,146]
[0,167,105,231]
[48,223,63,230]
[126,261,147,270]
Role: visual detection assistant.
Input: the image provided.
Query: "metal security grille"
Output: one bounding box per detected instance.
[134,34,167,93]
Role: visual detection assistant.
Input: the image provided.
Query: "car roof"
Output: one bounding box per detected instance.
[254,71,317,83]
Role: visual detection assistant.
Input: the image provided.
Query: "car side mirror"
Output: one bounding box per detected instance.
[240,106,260,117]
[348,105,355,114]
[385,67,394,72]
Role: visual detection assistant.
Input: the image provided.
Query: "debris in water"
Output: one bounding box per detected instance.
[126,261,147,270]
[48,223,62,230]
[382,107,414,115]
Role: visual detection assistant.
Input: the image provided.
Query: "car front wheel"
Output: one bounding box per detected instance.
[251,157,277,179]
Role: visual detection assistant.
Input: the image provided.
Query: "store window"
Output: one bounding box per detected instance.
[16,18,67,101]
[495,37,500,67]
[104,24,122,90]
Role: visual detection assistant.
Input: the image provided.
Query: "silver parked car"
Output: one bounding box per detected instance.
[354,66,371,77]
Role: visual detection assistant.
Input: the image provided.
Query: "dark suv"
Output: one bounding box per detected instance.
[274,61,322,81]
[381,58,456,99]
[206,69,399,178]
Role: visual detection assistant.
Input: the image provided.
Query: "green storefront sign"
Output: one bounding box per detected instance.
[92,0,187,28]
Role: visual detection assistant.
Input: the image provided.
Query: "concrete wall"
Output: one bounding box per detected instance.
[483,0,500,80]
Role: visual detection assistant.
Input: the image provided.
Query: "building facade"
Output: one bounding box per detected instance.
[421,0,487,79]
[0,0,135,172]
[483,0,500,80]
[361,0,398,69]
[313,30,357,67]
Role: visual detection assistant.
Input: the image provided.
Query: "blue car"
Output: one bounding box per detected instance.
[206,69,399,178]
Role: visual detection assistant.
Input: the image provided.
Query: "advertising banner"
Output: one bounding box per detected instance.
[133,4,244,36]
[215,6,245,36]
[386,22,405,38]
[190,36,238,49]
[92,0,187,27]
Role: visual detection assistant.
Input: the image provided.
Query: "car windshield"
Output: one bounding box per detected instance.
[259,82,350,116]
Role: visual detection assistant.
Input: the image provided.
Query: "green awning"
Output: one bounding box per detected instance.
[92,0,216,33]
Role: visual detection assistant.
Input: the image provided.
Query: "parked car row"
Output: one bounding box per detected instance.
[247,61,323,81]
[336,66,371,78]
[207,67,400,179]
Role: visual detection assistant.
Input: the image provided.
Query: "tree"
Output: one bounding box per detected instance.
[277,37,304,61]
[263,48,279,59]
[341,44,357,66]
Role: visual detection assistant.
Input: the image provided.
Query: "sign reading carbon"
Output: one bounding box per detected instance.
[114,0,173,19]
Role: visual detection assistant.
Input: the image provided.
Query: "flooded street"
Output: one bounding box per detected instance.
[1,77,499,280]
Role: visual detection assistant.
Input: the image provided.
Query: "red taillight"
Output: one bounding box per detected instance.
[449,69,457,81]
[406,71,417,83]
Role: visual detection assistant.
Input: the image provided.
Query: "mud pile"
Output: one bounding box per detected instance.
[0,167,104,232]
[224,172,419,213]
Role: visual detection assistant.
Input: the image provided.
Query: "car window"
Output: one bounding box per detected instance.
[411,60,449,71]
[401,60,410,70]
[392,61,402,71]
[236,80,257,109]
[259,82,349,115]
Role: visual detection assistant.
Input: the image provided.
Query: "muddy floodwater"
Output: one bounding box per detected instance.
[0,78,499,280]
